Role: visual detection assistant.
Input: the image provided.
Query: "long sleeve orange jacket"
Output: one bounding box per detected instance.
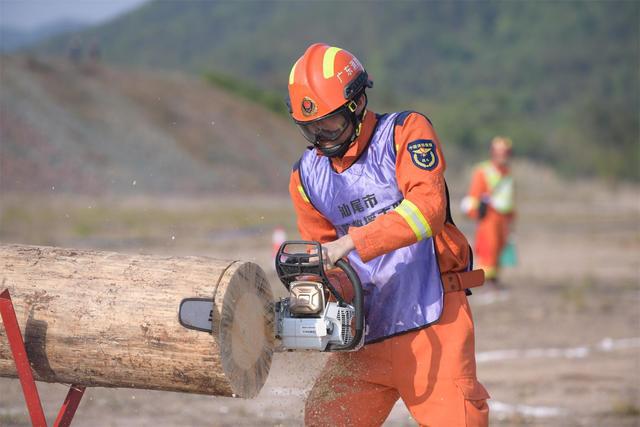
[288,111,471,275]
[463,161,516,221]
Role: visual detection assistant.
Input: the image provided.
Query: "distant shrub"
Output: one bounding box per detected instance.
[611,401,640,417]
[203,71,288,117]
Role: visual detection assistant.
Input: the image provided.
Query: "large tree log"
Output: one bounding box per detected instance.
[0,244,274,398]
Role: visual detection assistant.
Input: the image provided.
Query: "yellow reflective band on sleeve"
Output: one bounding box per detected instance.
[322,47,342,79]
[394,199,432,241]
[289,60,298,85]
[297,185,310,203]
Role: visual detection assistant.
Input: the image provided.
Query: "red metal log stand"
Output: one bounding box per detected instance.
[0,289,86,427]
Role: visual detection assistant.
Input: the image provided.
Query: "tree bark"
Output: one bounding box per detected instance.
[0,244,274,398]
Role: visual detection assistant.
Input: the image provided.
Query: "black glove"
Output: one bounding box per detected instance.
[478,200,488,220]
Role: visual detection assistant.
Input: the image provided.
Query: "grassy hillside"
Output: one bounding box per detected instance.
[38,1,640,180]
[0,55,301,195]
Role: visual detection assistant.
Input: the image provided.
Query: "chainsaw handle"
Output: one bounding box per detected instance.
[275,240,349,305]
[326,258,364,352]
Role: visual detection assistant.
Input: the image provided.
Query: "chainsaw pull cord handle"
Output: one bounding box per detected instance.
[326,258,364,351]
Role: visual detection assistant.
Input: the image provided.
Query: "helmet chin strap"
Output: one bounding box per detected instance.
[316,130,356,158]
[316,95,367,158]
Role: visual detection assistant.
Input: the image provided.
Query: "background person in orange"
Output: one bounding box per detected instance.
[287,43,489,426]
[461,137,515,289]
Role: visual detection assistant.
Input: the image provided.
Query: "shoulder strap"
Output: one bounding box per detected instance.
[294,154,321,212]
[444,181,455,226]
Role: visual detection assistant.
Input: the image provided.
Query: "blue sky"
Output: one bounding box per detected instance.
[0,0,150,30]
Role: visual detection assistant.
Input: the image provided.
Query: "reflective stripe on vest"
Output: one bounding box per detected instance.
[480,161,514,214]
[298,112,444,343]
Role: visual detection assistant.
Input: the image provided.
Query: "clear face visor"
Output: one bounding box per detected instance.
[295,101,357,144]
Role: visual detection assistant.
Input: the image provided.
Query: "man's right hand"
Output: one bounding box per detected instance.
[321,234,355,270]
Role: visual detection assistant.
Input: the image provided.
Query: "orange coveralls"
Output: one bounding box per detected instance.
[464,162,515,280]
[289,111,489,426]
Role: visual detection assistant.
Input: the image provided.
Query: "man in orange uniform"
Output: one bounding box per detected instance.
[286,43,489,426]
[461,137,515,288]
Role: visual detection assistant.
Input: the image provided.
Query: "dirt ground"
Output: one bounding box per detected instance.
[0,175,638,426]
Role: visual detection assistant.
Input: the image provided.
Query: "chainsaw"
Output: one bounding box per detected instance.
[274,240,364,352]
[177,240,364,352]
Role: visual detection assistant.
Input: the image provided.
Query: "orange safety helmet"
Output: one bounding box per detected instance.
[287,43,373,157]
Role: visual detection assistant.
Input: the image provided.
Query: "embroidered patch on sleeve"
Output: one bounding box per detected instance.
[407,139,439,171]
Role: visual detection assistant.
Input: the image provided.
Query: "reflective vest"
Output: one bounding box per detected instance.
[480,161,515,214]
[297,112,444,344]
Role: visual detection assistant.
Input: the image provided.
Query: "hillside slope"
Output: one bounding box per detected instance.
[37,1,640,180]
[0,55,301,195]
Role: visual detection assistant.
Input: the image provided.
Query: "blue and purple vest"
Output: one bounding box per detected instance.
[297,112,444,343]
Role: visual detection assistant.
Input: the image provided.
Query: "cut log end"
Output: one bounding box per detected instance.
[219,262,275,398]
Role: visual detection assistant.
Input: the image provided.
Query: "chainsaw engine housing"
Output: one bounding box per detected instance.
[275,294,359,351]
[274,241,364,352]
